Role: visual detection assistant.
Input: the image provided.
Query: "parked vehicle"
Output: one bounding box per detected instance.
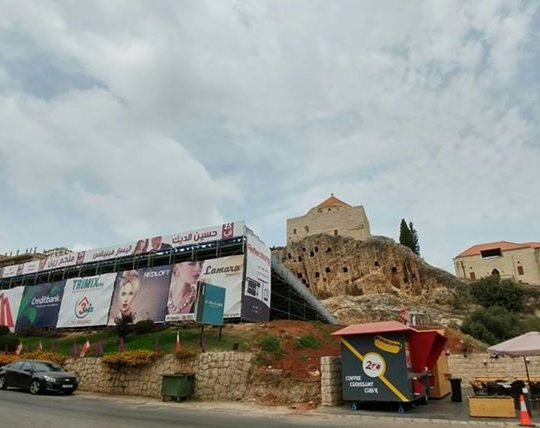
[0,359,79,395]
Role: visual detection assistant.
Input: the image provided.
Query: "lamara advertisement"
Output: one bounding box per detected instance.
[165,255,244,322]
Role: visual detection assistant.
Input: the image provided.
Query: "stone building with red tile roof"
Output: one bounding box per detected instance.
[453,241,540,285]
[286,194,371,244]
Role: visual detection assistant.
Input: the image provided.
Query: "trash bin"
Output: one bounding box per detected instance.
[449,378,462,402]
[161,373,194,401]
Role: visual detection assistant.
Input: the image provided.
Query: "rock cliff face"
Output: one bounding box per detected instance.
[275,234,466,325]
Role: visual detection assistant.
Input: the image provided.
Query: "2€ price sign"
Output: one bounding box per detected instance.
[362,352,386,378]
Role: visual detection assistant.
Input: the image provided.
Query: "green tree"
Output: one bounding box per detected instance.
[399,219,412,248]
[461,306,522,345]
[469,276,524,312]
[408,221,420,256]
[399,219,420,255]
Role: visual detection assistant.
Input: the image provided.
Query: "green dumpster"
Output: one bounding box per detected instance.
[161,373,194,401]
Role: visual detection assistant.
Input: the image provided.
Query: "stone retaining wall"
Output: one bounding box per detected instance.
[320,356,342,406]
[448,354,540,384]
[64,352,252,400]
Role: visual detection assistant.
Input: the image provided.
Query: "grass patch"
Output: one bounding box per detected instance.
[12,326,248,357]
[295,335,320,349]
[257,335,284,359]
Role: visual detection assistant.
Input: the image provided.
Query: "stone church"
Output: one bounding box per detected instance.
[286,195,371,244]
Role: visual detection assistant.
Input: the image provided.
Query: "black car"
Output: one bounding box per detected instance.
[0,359,79,395]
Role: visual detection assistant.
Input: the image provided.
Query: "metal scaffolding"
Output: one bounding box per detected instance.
[0,238,336,324]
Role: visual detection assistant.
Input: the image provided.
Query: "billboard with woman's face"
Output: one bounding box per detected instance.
[57,273,116,328]
[107,266,172,325]
[165,255,244,322]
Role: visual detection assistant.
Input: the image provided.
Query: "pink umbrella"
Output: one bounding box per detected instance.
[488,332,540,384]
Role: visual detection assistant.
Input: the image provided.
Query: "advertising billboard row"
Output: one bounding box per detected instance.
[0,221,245,279]
[0,254,252,330]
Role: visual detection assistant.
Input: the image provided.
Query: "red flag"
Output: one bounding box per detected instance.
[400,307,410,324]
[80,340,90,358]
[15,342,23,355]
[175,332,181,352]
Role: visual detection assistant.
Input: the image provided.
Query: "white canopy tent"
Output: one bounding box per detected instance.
[488,331,540,384]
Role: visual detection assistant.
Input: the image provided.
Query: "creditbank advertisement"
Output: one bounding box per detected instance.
[57,273,116,328]
[16,281,66,328]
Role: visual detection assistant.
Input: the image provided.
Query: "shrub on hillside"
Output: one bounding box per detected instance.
[23,351,67,365]
[450,285,469,310]
[0,334,19,352]
[0,351,66,367]
[0,326,10,336]
[469,277,524,312]
[461,306,522,345]
[102,350,162,369]
[257,335,284,358]
[114,312,135,338]
[134,319,154,335]
[175,347,199,361]
[0,353,18,366]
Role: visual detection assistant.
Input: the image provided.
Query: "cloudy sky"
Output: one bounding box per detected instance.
[0,1,539,272]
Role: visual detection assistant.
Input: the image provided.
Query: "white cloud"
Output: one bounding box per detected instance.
[0,87,241,246]
[0,0,539,270]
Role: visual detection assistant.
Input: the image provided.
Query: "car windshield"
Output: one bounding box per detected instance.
[32,362,64,372]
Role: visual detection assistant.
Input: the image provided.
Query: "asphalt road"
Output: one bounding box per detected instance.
[0,389,500,428]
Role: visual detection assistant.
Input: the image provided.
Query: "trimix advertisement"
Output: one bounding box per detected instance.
[341,332,412,402]
[56,273,116,328]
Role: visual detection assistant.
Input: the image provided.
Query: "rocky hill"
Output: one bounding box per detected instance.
[274,234,467,326]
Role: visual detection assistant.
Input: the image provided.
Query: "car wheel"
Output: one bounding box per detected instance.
[29,379,41,395]
[0,375,6,390]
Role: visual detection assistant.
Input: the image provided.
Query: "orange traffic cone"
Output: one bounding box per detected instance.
[519,394,535,427]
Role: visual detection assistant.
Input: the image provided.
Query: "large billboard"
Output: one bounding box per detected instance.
[165,255,244,322]
[43,251,85,271]
[0,221,245,277]
[57,273,116,328]
[107,266,172,325]
[22,260,41,275]
[0,287,24,332]
[242,229,271,321]
[1,265,19,279]
[16,281,66,328]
